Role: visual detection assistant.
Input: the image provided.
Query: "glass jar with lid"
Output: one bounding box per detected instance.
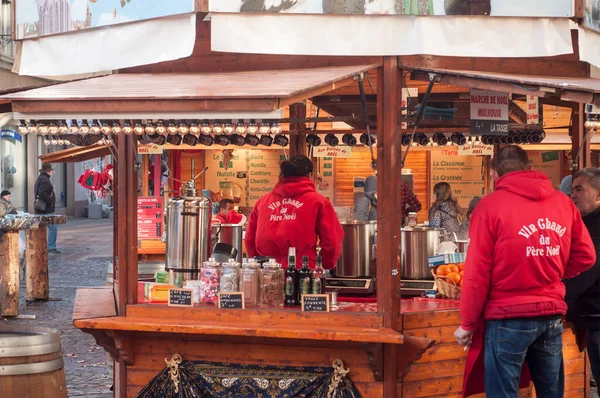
[220,259,241,293]
[240,259,261,307]
[261,258,284,307]
[200,258,221,305]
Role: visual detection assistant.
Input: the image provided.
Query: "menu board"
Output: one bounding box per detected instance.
[137,197,163,240]
[526,150,562,189]
[430,149,486,208]
[205,149,284,207]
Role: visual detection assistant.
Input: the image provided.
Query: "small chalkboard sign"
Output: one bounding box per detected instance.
[301,294,330,312]
[168,288,193,307]
[218,292,245,309]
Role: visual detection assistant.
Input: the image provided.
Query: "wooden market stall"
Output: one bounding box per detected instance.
[4,15,600,398]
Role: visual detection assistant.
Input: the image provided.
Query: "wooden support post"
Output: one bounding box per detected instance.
[116,134,128,315]
[0,231,20,316]
[289,102,307,157]
[126,136,139,305]
[571,103,591,172]
[141,154,149,197]
[377,57,402,397]
[25,225,49,301]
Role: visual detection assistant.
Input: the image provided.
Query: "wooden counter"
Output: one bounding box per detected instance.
[73,289,590,398]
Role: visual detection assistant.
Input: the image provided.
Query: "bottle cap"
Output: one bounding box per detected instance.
[302,255,309,263]
[288,247,296,257]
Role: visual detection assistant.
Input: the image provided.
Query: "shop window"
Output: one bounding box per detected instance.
[1,0,14,61]
[0,128,26,209]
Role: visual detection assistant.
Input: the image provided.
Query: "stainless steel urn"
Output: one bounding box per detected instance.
[211,224,243,263]
[400,227,444,279]
[333,220,377,278]
[165,195,212,287]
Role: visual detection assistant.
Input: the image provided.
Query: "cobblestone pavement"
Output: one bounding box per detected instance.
[1,216,598,398]
[3,217,114,397]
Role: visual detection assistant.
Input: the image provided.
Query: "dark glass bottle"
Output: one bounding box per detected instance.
[299,255,313,296]
[311,254,327,294]
[284,248,299,307]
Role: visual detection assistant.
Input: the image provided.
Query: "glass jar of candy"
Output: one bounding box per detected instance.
[220,259,241,293]
[240,259,261,307]
[200,258,221,305]
[260,258,284,307]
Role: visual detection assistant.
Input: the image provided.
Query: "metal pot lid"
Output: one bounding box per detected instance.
[339,220,377,225]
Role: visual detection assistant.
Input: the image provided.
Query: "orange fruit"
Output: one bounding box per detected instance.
[436,265,451,276]
[459,279,463,288]
[446,272,461,285]
[458,263,465,271]
[459,271,464,279]
[448,265,459,274]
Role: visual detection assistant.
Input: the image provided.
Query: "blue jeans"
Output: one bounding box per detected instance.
[485,316,564,398]
[47,224,58,250]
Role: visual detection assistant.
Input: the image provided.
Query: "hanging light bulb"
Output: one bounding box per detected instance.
[273,134,289,147]
[39,122,49,135]
[28,120,39,134]
[134,120,144,135]
[167,121,178,135]
[155,120,166,135]
[235,122,247,135]
[416,133,429,146]
[50,138,58,145]
[270,122,282,135]
[342,133,357,146]
[189,121,200,135]
[433,133,448,146]
[58,120,69,134]
[112,121,122,135]
[166,134,183,145]
[69,120,79,135]
[18,120,28,134]
[178,121,189,135]
[585,118,594,130]
[122,120,133,135]
[324,134,339,146]
[212,121,224,135]
[223,122,234,135]
[145,121,156,135]
[245,134,260,147]
[182,133,199,146]
[64,138,71,146]
[80,120,90,134]
[57,138,65,145]
[198,133,214,146]
[100,121,111,135]
[214,134,230,146]
[360,133,376,146]
[450,132,467,146]
[48,121,59,135]
[91,120,101,134]
[247,121,258,134]
[259,134,273,147]
[152,135,166,145]
[401,134,412,146]
[43,137,51,145]
[259,122,271,135]
[306,134,321,146]
[230,134,245,146]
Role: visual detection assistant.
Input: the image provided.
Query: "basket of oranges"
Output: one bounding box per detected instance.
[432,263,465,299]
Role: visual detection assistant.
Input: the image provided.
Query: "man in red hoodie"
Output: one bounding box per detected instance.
[245,155,343,269]
[455,146,595,397]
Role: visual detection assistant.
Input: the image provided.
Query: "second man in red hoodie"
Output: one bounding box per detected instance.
[245,155,343,269]
[455,146,596,398]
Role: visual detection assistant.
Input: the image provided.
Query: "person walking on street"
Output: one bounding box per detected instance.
[0,190,17,216]
[34,163,59,253]
[455,146,596,398]
[567,168,600,387]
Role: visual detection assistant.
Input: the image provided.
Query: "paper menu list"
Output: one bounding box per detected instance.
[204,149,284,207]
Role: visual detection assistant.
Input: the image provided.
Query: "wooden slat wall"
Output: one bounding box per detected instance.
[335,148,429,222]
[177,150,206,190]
[398,310,587,398]
[126,334,382,397]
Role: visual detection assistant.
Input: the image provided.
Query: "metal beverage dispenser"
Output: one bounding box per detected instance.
[164,164,212,287]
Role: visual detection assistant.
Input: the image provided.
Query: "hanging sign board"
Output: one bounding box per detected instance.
[138,144,164,155]
[470,89,509,136]
[458,144,493,156]
[137,196,163,240]
[526,95,540,125]
[313,146,352,158]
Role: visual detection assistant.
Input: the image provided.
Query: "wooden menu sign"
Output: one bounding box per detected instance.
[301,294,330,312]
[218,292,245,309]
[168,288,193,307]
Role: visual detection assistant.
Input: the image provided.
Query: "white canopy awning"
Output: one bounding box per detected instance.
[16,13,196,78]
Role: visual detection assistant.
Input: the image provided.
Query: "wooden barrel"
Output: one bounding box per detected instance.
[0,325,67,397]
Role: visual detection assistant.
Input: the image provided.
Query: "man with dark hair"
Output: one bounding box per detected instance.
[0,190,17,217]
[34,163,59,253]
[568,168,600,386]
[455,145,595,397]
[214,198,244,225]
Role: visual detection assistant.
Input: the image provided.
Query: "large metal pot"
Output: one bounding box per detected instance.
[165,196,212,287]
[333,220,377,278]
[401,227,444,280]
[211,224,243,263]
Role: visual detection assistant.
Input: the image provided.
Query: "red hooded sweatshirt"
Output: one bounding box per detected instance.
[245,176,343,269]
[460,170,595,331]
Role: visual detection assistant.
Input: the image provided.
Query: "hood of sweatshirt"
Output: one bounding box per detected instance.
[272,176,316,198]
[495,170,555,201]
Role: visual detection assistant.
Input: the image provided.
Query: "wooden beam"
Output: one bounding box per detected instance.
[509,100,527,124]
[126,136,138,306]
[279,76,365,108]
[288,103,307,158]
[141,155,149,197]
[571,103,591,171]
[115,133,128,316]
[377,58,401,398]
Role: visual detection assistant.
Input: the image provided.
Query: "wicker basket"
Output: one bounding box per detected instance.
[431,269,462,299]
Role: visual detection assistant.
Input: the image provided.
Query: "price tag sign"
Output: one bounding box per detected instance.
[301,294,329,312]
[218,292,245,309]
[168,288,193,307]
